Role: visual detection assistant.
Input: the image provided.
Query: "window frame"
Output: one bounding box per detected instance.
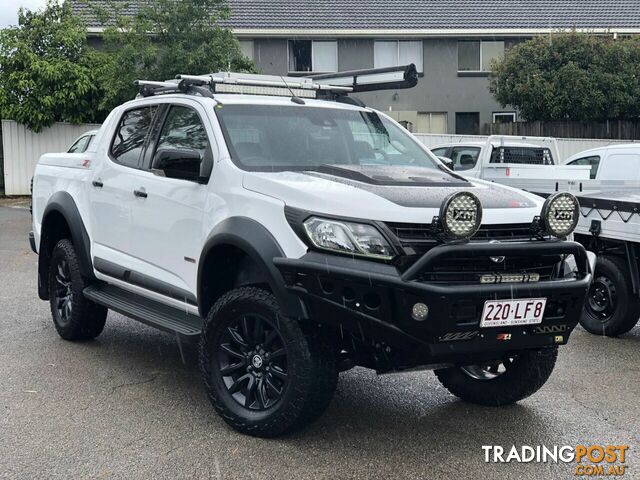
[492,112,517,123]
[287,40,338,74]
[568,155,601,180]
[373,40,424,73]
[457,40,505,74]
[109,105,161,170]
[143,103,214,183]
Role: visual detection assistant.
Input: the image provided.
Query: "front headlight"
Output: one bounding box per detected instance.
[440,191,483,240]
[542,192,579,238]
[303,217,394,260]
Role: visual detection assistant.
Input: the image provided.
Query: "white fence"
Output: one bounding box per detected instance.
[413,133,638,163]
[2,120,100,195]
[1,121,639,196]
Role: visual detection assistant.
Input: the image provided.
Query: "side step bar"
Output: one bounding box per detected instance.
[84,284,203,338]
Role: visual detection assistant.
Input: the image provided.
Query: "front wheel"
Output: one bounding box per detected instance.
[199,287,338,437]
[580,255,640,337]
[435,347,558,406]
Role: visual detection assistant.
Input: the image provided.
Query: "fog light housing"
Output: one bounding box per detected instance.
[542,192,579,238]
[411,302,429,321]
[440,191,483,240]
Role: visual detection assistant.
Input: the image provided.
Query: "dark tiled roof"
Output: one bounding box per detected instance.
[71,0,640,31]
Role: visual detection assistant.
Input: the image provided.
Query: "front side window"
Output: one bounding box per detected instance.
[156,106,210,157]
[374,41,423,73]
[215,105,439,172]
[458,40,505,72]
[111,106,158,168]
[288,40,337,72]
[568,155,600,179]
[450,147,481,171]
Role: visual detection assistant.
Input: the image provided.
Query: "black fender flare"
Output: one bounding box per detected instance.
[38,192,94,299]
[197,217,308,319]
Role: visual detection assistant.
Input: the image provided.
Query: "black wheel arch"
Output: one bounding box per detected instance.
[38,192,94,300]
[197,217,308,320]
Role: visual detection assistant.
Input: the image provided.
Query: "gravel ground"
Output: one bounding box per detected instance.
[1,205,638,479]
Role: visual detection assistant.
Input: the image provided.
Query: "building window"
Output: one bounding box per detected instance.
[374,41,423,73]
[238,40,254,60]
[458,40,505,72]
[455,112,480,135]
[288,40,337,73]
[493,112,517,123]
[385,111,446,134]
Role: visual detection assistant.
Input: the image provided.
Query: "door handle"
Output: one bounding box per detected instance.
[92,180,103,188]
[133,188,147,198]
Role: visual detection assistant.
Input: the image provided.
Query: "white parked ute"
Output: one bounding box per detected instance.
[30,66,595,437]
[431,136,591,194]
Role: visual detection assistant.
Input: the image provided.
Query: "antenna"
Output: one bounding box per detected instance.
[280,75,306,105]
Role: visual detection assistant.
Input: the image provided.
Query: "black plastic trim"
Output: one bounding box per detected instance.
[94,257,197,306]
[29,231,37,254]
[84,284,203,339]
[198,217,307,319]
[38,192,95,300]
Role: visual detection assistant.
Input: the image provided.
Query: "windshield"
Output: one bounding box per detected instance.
[215,104,439,171]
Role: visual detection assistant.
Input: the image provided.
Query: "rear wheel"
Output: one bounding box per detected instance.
[199,287,338,437]
[435,347,557,406]
[48,239,107,340]
[580,255,640,337]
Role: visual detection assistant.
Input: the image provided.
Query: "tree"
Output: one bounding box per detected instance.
[489,33,640,122]
[0,1,109,132]
[93,0,255,110]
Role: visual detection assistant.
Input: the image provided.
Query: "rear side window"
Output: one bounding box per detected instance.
[111,106,158,168]
[68,135,90,153]
[568,155,600,179]
[156,106,210,157]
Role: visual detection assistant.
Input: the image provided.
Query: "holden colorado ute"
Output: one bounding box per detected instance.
[30,65,595,437]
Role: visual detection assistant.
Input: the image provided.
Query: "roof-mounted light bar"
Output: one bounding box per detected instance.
[310,64,418,93]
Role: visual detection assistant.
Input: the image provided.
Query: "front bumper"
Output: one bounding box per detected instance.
[275,240,594,368]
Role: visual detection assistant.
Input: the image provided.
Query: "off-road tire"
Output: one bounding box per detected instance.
[199,287,338,437]
[434,347,558,406]
[580,255,640,337]
[48,239,107,340]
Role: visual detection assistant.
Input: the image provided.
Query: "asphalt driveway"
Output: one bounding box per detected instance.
[1,205,638,479]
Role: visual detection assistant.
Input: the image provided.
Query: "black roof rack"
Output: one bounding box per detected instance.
[133,64,419,103]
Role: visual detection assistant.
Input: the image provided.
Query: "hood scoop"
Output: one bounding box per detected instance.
[316,164,469,187]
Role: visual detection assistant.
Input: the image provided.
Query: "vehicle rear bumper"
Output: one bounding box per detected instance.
[275,241,594,367]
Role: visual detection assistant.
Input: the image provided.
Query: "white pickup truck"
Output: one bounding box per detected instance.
[431,136,591,194]
[29,66,594,437]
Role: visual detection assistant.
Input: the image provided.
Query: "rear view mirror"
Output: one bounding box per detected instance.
[153,148,203,182]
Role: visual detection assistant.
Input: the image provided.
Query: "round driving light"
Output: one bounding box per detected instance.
[411,302,429,321]
[542,192,580,238]
[440,191,483,240]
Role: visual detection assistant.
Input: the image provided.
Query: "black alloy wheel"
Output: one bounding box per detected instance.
[53,256,74,328]
[218,313,289,410]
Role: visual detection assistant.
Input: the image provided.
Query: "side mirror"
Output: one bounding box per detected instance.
[153,148,204,182]
[438,156,454,170]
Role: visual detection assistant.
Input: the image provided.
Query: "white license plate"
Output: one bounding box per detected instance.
[480,298,547,328]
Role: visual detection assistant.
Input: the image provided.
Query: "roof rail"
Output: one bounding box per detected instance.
[133,64,419,100]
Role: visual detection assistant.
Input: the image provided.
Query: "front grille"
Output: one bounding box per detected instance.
[418,255,560,284]
[385,222,560,284]
[386,222,536,254]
